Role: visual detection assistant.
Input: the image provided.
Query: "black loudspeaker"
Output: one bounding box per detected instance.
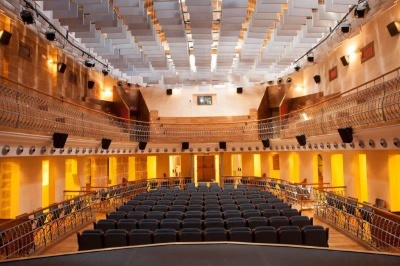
[219,142,227,150]
[338,127,353,143]
[340,55,349,66]
[57,63,67,73]
[313,75,321,84]
[139,141,147,150]
[0,30,12,45]
[53,133,68,148]
[166,89,172,95]
[387,21,400,37]
[101,138,112,150]
[296,134,306,146]
[182,142,189,150]
[237,87,243,94]
[88,81,95,89]
[261,139,270,148]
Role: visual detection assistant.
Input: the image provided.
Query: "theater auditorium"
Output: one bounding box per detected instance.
[0,0,400,265]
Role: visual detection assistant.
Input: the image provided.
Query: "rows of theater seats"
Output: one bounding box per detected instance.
[77,186,329,250]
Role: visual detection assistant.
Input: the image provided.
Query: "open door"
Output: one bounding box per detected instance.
[197,155,215,182]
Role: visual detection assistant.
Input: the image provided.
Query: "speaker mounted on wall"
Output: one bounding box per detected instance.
[182,142,189,150]
[219,142,227,150]
[53,132,68,149]
[261,139,270,148]
[237,87,243,94]
[387,21,400,37]
[313,75,321,84]
[0,30,12,46]
[338,127,353,143]
[139,141,147,150]
[166,89,172,95]
[296,134,306,146]
[88,80,95,89]
[101,138,112,150]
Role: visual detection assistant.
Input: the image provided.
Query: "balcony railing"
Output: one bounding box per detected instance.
[1,67,400,143]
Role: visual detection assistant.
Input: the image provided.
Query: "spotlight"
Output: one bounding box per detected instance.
[117,81,123,87]
[307,53,314,63]
[20,9,35,24]
[355,5,367,18]
[341,23,350,33]
[294,65,300,72]
[57,62,67,73]
[84,59,95,68]
[286,77,292,83]
[127,82,132,87]
[340,55,350,66]
[45,28,56,41]
[267,80,274,85]
[102,67,109,76]
[277,78,283,84]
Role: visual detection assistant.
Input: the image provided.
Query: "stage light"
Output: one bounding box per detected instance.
[294,65,300,72]
[84,59,95,68]
[341,23,350,33]
[20,9,34,24]
[45,28,56,41]
[307,52,314,63]
[102,67,109,76]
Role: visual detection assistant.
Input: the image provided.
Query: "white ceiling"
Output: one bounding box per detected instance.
[3,0,391,87]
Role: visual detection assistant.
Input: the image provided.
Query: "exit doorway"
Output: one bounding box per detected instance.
[197,155,216,182]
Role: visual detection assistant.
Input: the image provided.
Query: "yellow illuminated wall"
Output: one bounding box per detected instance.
[42,160,50,207]
[313,154,320,184]
[289,153,299,183]
[253,154,261,177]
[128,157,136,181]
[231,154,242,176]
[357,154,368,203]
[215,155,220,184]
[147,156,157,179]
[0,162,20,218]
[388,155,400,211]
[331,154,344,187]
[65,159,80,191]
[109,157,117,185]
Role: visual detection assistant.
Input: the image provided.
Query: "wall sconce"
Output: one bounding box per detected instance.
[340,55,350,66]
[341,23,350,33]
[307,52,314,63]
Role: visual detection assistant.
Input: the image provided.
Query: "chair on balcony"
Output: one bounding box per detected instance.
[104,229,128,248]
[154,229,177,243]
[77,230,104,251]
[160,219,181,231]
[278,226,302,245]
[226,217,246,229]
[254,226,277,243]
[129,229,153,245]
[179,228,202,242]
[117,219,138,232]
[94,219,116,233]
[302,225,329,247]
[229,227,253,242]
[204,228,228,241]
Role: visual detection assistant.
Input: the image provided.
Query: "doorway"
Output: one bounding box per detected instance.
[318,154,323,186]
[197,155,216,182]
[231,154,243,176]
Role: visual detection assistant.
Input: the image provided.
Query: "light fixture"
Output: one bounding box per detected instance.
[20,9,35,24]
[277,78,283,84]
[294,65,300,72]
[267,80,274,85]
[307,52,314,63]
[45,28,56,41]
[340,55,350,66]
[341,23,350,33]
[117,81,123,87]
[355,2,369,18]
[57,62,67,73]
[84,59,95,68]
[286,77,292,83]
[102,66,109,76]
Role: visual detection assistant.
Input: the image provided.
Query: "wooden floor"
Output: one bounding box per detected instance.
[40,209,371,257]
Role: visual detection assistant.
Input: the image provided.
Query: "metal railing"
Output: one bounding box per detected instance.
[314,189,400,253]
[220,176,268,190]
[1,68,400,143]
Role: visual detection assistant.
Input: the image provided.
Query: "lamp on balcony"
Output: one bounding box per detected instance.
[296,134,306,146]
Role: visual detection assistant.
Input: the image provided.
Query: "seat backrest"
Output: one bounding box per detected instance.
[95,219,116,233]
[290,216,312,229]
[107,211,127,222]
[204,210,223,219]
[160,219,181,230]
[104,229,128,248]
[219,199,235,205]
[129,229,152,245]
[204,228,228,241]
[154,229,177,243]
[247,216,268,229]
[152,205,169,212]
[169,204,186,212]
[187,204,204,212]
[146,211,165,221]
[182,218,203,230]
[127,211,145,221]
[184,211,203,219]
[117,205,134,213]
[242,209,261,219]
[135,205,152,213]
[157,201,172,207]
[204,218,225,229]
[281,209,300,218]
[166,211,184,220]
[267,198,283,204]
[229,227,252,242]
[117,219,138,232]
[139,219,159,231]
[302,225,329,247]
[269,216,289,229]
[262,209,280,218]
[226,217,246,229]
[278,226,302,245]
[221,204,238,211]
[78,230,104,251]
[179,228,203,242]
[273,203,291,210]
[252,198,266,205]
[256,203,272,211]
[254,226,277,243]
[222,210,242,219]
[204,204,221,212]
